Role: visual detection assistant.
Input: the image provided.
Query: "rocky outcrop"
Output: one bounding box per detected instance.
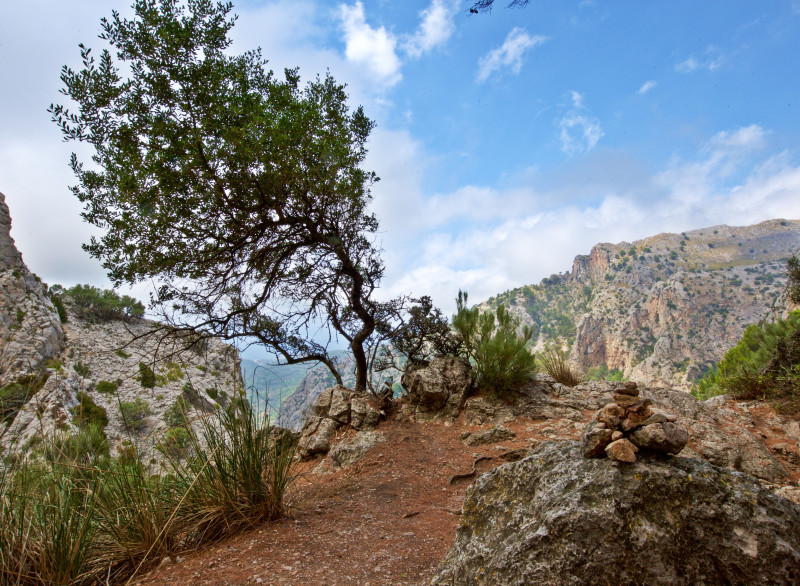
[487,219,800,390]
[399,356,474,423]
[433,441,800,585]
[0,192,64,387]
[1,305,241,458]
[296,385,382,459]
[321,431,386,471]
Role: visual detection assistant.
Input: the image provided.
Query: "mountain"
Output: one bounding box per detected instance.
[486,219,800,390]
[241,358,317,419]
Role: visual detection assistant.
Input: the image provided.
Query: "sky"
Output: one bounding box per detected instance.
[2,0,800,327]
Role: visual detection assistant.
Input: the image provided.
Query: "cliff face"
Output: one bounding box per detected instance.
[0,192,65,387]
[487,219,800,390]
[0,193,241,459]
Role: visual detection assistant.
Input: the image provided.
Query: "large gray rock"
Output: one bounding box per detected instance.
[324,431,385,470]
[433,441,800,585]
[401,355,474,421]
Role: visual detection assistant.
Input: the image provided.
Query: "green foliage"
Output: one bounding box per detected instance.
[50,292,68,323]
[95,380,118,395]
[115,348,131,359]
[73,360,91,378]
[539,347,584,386]
[786,254,800,306]
[138,362,156,389]
[585,364,627,382]
[452,291,536,396]
[119,399,151,433]
[162,427,192,459]
[694,310,800,411]
[164,397,189,428]
[71,392,109,430]
[0,374,49,424]
[62,284,145,322]
[166,397,296,545]
[50,0,386,394]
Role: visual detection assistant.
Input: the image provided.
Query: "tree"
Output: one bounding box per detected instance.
[50,0,385,393]
[786,254,800,307]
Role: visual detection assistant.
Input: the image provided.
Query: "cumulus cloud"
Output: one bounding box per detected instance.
[637,80,657,95]
[339,1,402,87]
[476,28,548,83]
[403,0,458,58]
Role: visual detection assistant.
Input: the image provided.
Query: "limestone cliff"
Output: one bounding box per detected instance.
[0,192,65,387]
[488,219,800,390]
[0,193,241,460]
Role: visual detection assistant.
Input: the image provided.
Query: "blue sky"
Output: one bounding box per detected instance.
[2,0,800,323]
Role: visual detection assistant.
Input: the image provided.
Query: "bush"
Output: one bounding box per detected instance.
[62,284,145,322]
[539,347,584,386]
[694,310,800,411]
[452,291,536,396]
[95,380,119,395]
[0,374,49,424]
[71,392,109,430]
[73,360,91,378]
[119,399,152,433]
[138,362,156,389]
[164,397,189,428]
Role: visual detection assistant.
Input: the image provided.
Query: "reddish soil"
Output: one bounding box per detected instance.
[133,414,556,586]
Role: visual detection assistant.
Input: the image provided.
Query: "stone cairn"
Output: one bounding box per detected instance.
[581,382,689,463]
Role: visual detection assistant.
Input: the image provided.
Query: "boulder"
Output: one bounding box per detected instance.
[629,421,689,455]
[433,441,800,585]
[324,431,385,470]
[350,395,381,431]
[401,355,473,421]
[461,425,515,446]
[296,417,339,459]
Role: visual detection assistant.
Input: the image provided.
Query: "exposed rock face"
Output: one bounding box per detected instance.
[461,425,515,446]
[296,385,382,460]
[0,193,64,387]
[322,431,385,470]
[400,356,474,423]
[1,304,241,458]
[486,219,800,390]
[433,441,800,585]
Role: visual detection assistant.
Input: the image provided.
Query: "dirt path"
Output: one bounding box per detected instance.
[133,417,550,586]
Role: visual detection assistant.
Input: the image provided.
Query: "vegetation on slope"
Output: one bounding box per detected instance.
[0,397,296,584]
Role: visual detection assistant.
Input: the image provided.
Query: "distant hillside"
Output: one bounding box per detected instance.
[241,358,317,419]
[486,219,800,390]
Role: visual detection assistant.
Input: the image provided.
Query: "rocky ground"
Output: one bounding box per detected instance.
[134,372,800,585]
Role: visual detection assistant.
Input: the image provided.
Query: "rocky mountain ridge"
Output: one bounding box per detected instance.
[487,219,800,390]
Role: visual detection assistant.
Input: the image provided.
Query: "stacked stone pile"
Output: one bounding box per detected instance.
[581,381,689,463]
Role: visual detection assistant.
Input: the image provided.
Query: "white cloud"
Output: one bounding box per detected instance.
[476,28,548,83]
[637,80,657,95]
[403,0,458,58]
[675,47,724,73]
[557,91,604,155]
[339,1,402,87]
[375,124,800,314]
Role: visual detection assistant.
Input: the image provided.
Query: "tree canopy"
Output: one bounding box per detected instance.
[51,0,387,392]
[468,0,532,14]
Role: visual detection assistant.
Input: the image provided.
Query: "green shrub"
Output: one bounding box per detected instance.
[95,380,119,395]
[452,291,536,396]
[119,399,152,433]
[115,348,132,359]
[0,374,49,424]
[71,392,109,430]
[694,309,800,412]
[539,347,584,386]
[50,293,68,323]
[73,360,91,378]
[138,362,156,388]
[206,387,218,400]
[585,364,627,382]
[63,284,145,322]
[162,427,192,459]
[164,397,189,428]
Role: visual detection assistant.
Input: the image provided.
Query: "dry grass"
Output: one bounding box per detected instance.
[539,348,585,387]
